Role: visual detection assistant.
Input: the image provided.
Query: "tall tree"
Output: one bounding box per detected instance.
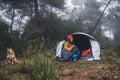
[90,0,112,36]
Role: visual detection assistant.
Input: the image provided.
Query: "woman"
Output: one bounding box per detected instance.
[61,35,80,61]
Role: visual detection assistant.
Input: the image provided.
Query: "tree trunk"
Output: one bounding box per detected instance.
[90,0,112,36]
[10,7,15,33]
[34,0,38,17]
[29,2,33,19]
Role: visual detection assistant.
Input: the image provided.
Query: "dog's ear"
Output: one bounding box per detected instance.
[7,48,9,51]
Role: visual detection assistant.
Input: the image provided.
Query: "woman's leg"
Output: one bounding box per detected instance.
[61,48,73,61]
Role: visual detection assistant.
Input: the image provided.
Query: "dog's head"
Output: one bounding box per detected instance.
[7,48,14,54]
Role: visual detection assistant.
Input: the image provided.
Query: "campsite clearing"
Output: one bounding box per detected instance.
[0,50,119,80]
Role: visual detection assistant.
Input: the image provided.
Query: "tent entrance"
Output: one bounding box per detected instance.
[72,34,91,53]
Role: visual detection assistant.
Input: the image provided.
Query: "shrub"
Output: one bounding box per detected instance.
[9,50,59,80]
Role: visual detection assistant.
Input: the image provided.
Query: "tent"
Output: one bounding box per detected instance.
[56,32,100,61]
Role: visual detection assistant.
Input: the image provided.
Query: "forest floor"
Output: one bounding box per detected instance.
[0,50,120,80]
[56,50,120,80]
[56,61,120,80]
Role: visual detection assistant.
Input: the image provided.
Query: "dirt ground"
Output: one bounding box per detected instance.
[56,61,120,80]
[56,51,120,80]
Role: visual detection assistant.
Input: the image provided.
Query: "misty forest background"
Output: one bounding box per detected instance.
[0,0,120,80]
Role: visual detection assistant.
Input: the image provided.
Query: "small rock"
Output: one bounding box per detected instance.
[114,76,117,78]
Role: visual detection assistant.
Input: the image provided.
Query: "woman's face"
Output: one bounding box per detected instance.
[69,38,73,42]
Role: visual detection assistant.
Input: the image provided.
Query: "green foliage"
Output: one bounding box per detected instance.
[116,59,120,66]
[23,42,45,58]
[102,41,120,59]
[8,50,59,80]
[23,23,41,40]
[0,21,8,34]
[102,76,110,80]
[0,31,23,59]
[112,44,120,53]
[47,0,64,8]
[0,21,21,59]
[23,13,82,42]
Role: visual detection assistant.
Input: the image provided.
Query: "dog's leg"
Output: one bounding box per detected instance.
[14,57,19,64]
[6,57,8,64]
[16,58,19,63]
[11,58,14,64]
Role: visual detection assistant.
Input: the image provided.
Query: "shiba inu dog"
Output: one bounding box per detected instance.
[6,48,19,64]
